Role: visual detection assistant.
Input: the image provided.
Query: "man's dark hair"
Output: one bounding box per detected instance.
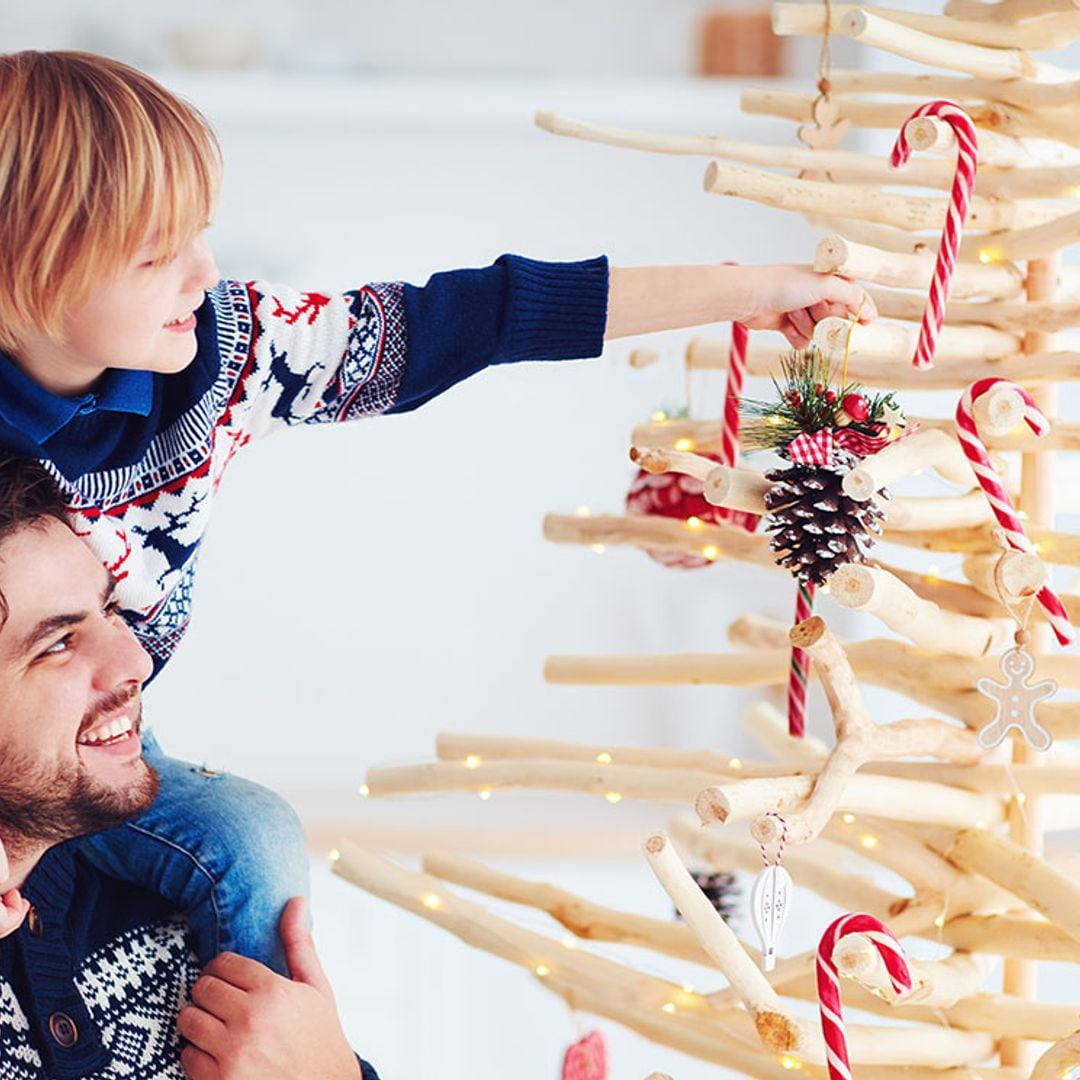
[0,455,66,537]
[0,456,68,620]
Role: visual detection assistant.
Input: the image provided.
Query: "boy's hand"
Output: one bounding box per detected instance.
[739,264,877,348]
[178,898,362,1080]
[0,888,30,938]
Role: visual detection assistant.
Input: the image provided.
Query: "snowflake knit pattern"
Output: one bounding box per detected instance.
[0,919,197,1079]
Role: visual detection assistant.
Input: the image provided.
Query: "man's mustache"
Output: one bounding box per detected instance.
[78,685,141,737]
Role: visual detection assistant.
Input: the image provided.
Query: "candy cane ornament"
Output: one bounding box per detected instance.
[956,378,1075,646]
[890,101,978,370]
[717,318,760,534]
[818,913,911,1080]
[788,580,814,738]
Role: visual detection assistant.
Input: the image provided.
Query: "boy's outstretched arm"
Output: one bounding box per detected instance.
[604,264,876,347]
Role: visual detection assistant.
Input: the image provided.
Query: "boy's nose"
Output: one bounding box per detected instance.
[187,235,220,291]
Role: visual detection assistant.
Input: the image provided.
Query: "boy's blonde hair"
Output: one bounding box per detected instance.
[0,51,221,350]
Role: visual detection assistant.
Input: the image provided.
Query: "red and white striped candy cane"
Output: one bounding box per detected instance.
[890,101,978,370]
[817,913,911,1080]
[788,579,814,738]
[956,378,1075,646]
[716,320,760,533]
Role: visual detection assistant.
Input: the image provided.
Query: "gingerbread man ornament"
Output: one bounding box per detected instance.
[976,639,1057,751]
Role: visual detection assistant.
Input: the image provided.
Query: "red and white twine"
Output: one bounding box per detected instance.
[889,100,978,370]
[758,811,788,866]
[955,378,1075,645]
[817,913,911,1080]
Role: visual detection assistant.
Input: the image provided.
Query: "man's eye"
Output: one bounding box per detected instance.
[40,634,73,658]
[105,600,123,617]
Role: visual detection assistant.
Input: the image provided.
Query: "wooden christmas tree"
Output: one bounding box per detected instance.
[333,3,1080,1075]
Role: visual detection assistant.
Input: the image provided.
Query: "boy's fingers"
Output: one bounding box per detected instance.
[280,897,332,995]
[0,890,29,937]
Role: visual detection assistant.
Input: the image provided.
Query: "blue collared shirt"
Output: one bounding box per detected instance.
[0,353,153,446]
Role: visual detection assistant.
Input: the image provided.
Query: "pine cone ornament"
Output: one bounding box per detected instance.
[764,451,887,587]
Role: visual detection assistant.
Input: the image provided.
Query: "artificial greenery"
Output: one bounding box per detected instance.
[741,347,902,454]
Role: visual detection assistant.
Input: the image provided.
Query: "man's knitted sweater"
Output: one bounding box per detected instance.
[0,843,380,1079]
[0,255,609,679]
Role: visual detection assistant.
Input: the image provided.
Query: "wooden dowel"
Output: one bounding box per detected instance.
[642,834,785,1023]
[959,207,1080,262]
[816,234,1024,300]
[628,446,769,516]
[704,160,1057,232]
[1031,1032,1080,1080]
[421,852,715,966]
[772,1,1080,49]
[743,700,829,764]
[826,67,1080,112]
[840,8,1067,80]
[684,333,1080,390]
[331,845,792,1073]
[961,551,1048,604]
[828,563,1011,656]
[812,315,1020,363]
[365,758,725,803]
[740,88,1036,165]
[868,286,1080,335]
[884,492,993,532]
[943,829,1080,946]
[941,913,1080,962]
[842,428,973,500]
[539,109,1080,196]
[945,0,1080,24]
[695,772,1004,832]
[433,732,767,776]
[543,512,776,570]
[889,523,1080,568]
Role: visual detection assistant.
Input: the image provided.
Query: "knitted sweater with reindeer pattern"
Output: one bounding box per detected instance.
[0,254,609,679]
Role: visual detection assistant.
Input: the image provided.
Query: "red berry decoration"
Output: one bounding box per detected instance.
[627,451,727,570]
[841,393,869,422]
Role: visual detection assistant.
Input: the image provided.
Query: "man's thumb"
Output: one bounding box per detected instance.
[280,897,333,995]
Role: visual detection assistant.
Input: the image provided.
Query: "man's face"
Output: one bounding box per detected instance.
[0,519,157,858]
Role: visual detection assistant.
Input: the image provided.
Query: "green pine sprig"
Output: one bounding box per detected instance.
[740,347,902,455]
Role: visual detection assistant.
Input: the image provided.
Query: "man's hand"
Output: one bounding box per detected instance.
[0,888,30,938]
[178,898,362,1080]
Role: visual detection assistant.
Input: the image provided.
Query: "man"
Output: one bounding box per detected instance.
[0,456,376,1079]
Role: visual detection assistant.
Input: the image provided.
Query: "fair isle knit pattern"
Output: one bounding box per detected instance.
[53,279,407,666]
[0,919,197,1079]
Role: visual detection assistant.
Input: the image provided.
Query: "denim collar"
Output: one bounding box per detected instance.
[0,354,154,445]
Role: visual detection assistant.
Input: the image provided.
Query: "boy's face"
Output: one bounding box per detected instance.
[68,230,221,377]
[11,229,220,397]
[0,519,157,857]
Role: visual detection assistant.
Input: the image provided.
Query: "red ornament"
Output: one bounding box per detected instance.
[841,393,869,420]
[627,452,729,569]
[562,1030,607,1080]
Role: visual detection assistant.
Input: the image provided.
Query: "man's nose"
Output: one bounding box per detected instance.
[92,617,153,691]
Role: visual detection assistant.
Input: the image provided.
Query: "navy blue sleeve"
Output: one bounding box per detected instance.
[358,1054,380,1079]
[387,253,608,414]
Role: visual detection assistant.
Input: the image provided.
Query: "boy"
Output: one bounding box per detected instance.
[0,50,875,969]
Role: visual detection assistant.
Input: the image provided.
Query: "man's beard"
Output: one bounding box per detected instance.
[0,697,159,864]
